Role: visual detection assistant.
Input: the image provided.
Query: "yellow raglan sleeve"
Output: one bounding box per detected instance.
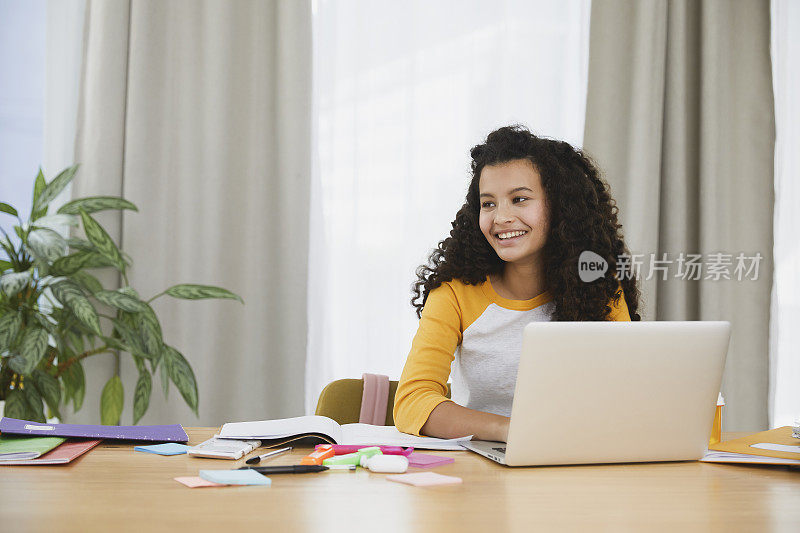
[608,288,631,321]
[393,283,462,436]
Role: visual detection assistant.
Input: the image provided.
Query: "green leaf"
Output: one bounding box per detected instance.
[0,312,23,350]
[51,252,93,276]
[58,196,138,215]
[117,286,139,299]
[33,369,61,419]
[33,165,79,214]
[133,370,152,424]
[62,360,86,411]
[160,358,169,399]
[32,168,46,203]
[163,345,198,415]
[51,280,102,335]
[66,330,85,355]
[33,213,80,230]
[164,284,243,304]
[31,169,47,220]
[139,304,163,358]
[0,259,12,272]
[27,228,67,263]
[132,354,146,373]
[1,270,31,297]
[115,312,149,356]
[100,374,124,425]
[95,290,147,313]
[0,202,19,217]
[101,334,129,352]
[0,232,18,262]
[24,384,46,422]
[66,237,94,252]
[8,327,48,375]
[69,271,104,294]
[77,209,125,272]
[4,388,29,419]
[81,252,120,269]
[30,313,57,336]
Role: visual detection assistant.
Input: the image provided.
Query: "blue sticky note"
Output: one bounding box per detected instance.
[134,443,191,456]
[199,469,272,486]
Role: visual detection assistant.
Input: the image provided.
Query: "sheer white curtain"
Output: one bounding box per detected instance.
[306,0,592,412]
[44,0,85,210]
[769,0,799,428]
[0,0,45,222]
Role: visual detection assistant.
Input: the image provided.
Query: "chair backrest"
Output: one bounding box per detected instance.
[314,378,451,425]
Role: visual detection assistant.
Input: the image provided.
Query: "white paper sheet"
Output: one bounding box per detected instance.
[750,442,800,454]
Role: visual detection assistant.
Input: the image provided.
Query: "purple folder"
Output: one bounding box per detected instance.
[0,417,188,443]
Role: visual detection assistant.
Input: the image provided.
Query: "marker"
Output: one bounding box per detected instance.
[317,444,414,456]
[300,444,334,465]
[245,446,292,465]
[239,465,329,474]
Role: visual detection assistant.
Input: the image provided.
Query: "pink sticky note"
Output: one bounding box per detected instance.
[386,472,462,487]
[174,476,225,488]
[407,452,455,469]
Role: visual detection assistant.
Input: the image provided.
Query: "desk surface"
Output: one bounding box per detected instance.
[1,428,799,532]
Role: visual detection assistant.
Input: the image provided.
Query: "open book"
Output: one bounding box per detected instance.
[218,415,472,451]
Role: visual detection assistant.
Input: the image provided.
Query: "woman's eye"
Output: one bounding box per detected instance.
[513,197,528,204]
[481,201,495,209]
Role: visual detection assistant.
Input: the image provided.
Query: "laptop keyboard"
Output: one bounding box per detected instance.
[492,447,506,453]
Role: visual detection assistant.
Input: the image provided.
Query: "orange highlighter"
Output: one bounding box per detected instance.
[300,444,334,465]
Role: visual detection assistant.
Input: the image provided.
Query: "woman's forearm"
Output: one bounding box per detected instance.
[420,401,509,442]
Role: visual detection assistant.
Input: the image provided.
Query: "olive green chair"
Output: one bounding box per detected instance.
[314,378,451,425]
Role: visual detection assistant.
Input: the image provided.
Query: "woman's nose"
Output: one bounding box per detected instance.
[495,203,514,223]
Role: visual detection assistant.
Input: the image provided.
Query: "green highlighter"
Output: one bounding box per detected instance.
[322,446,382,466]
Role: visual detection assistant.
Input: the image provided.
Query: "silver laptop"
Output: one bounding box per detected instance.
[463,321,730,466]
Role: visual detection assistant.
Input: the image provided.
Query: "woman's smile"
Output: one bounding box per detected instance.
[495,229,529,245]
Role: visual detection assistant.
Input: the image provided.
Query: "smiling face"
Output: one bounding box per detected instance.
[478,159,550,266]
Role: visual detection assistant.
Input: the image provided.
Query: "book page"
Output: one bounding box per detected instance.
[218,416,343,442]
[340,424,471,450]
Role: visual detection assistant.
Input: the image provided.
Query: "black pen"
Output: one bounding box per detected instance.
[245,446,292,465]
[238,465,328,474]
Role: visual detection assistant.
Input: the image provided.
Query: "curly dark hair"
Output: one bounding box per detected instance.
[411,125,641,321]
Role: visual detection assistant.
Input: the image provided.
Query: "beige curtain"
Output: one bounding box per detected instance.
[69,0,311,425]
[584,0,775,431]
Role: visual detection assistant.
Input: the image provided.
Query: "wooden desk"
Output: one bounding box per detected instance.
[1,428,798,532]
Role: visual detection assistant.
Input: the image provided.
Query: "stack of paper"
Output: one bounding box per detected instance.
[0,439,101,465]
[0,435,66,461]
[702,450,800,465]
[702,426,800,465]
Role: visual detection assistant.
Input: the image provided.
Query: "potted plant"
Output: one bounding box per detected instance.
[0,165,242,424]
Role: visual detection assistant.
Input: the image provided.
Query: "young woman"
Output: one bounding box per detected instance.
[393,125,641,442]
